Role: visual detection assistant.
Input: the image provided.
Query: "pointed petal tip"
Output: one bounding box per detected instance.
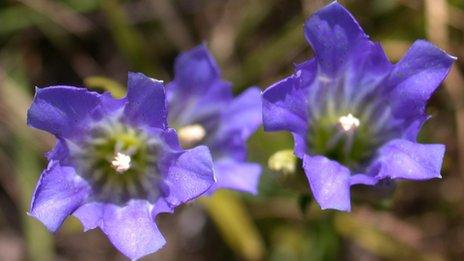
[173,45,221,90]
[27,86,102,137]
[209,160,262,195]
[128,72,165,86]
[303,155,352,212]
[320,205,351,212]
[100,201,168,260]
[163,145,215,206]
[125,72,167,129]
[304,0,366,37]
[411,39,457,63]
[374,140,445,181]
[262,75,308,133]
[28,209,61,233]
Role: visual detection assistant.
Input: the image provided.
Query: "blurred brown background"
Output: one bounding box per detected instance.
[1,0,464,260]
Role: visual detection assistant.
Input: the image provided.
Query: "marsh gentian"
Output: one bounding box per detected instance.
[167,45,262,194]
[262,1,455,211]
[27,72,215,260]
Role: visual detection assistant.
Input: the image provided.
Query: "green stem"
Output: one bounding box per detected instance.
[200,191,265,260]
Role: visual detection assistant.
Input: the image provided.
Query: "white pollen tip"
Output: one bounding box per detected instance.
[111,152,131,173]
[178,124,206,147]
[339,113,360,132]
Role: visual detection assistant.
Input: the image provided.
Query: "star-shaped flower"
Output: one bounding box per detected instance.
[167,45,262,194]
[27,72,215,260]
[262,1,455,211]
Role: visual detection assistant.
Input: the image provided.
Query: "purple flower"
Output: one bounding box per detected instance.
[167,44,262,194]
[27,72,215,260]
[262,2,455,211]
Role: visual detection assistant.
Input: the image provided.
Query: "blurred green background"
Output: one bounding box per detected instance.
[1,0,464,260]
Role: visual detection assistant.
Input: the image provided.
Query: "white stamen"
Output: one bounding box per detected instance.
[339,113,360,131]
[318,74,332,83]
[111,152,131,173]
[178,124,206,147]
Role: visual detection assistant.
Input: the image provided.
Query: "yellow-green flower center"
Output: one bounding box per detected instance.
[69,116,162,204]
